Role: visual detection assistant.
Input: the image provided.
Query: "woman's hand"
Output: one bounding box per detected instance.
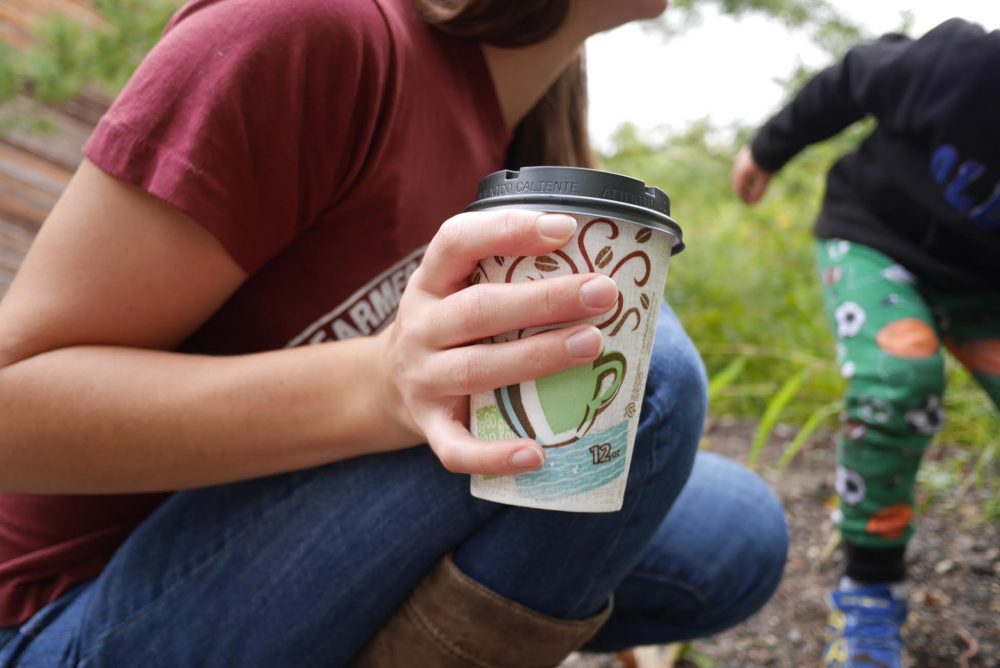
[731,146,773,205]
[377,210,619,476]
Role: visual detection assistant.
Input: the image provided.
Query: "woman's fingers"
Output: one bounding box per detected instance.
[423,274,618,347]
[423,413,545,475]
[423,325,604,397]
[384,207,622,476]
[416,210,578,297]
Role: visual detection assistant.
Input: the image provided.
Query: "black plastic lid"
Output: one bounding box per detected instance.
[467,166,683,254]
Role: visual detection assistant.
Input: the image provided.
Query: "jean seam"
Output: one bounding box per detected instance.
[624,569,712,620]
[639,387,669,435]
[569,486,644,617]
[78,468,326,666]
[569,407,670,617]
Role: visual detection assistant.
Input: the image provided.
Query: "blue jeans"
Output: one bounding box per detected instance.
[0,303,788,667]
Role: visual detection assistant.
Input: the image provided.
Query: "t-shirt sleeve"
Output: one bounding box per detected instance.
[751,19,981,173]
[83,0,392,273]
[750,32,921,173]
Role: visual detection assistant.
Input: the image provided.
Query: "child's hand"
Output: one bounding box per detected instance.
[732,146,773,205]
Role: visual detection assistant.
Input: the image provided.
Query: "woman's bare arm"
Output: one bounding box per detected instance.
[0,160,402,493]
[0,161,618,493]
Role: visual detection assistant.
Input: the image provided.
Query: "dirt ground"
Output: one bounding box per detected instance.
[563,417,1000,668]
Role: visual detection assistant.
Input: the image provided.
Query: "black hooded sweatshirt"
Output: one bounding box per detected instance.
[751,18,1000,293]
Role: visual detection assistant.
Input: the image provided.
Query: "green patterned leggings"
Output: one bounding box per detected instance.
[816,239,1000,549]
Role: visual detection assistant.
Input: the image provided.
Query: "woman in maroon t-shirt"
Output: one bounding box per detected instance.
[0,0,788,665]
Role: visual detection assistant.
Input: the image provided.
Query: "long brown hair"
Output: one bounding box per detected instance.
[414,0,596,169]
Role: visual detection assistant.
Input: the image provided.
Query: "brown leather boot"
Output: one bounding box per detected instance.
[351,555,613,668]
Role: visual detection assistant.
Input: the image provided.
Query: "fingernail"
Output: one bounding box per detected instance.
[580,275,618,309]
[538,214,577,240]
[510,448,544,469]
[565,326,603,358]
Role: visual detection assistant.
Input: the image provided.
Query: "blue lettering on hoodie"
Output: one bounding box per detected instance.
[931,144,1000,228]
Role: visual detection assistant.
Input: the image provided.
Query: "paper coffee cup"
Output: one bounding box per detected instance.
[466,167,684,513]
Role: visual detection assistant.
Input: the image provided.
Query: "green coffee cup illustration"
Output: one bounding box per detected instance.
[495,351,626,447]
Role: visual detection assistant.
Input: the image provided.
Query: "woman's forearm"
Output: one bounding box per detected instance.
[0,161,608,491]
[0,335,406,494]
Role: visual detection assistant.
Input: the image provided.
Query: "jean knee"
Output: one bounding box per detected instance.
[745,475,790,605]
[707,458,789,631]
[590,454,788,648]
[637,303,708,462]
[618,304,707,513]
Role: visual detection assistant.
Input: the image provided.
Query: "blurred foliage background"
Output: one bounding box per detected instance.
[0,0,995,508]
[0,0,178,104]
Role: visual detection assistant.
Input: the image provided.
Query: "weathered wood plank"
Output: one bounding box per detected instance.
[0,97,94,172]
[0,215,35,297]
[0,0,106,298]
[2,0,103,30]
[0,0,104,50]
[0,183,54,230]
[0,141,73,193]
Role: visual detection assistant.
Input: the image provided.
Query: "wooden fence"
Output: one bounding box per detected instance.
[0,0,106,296]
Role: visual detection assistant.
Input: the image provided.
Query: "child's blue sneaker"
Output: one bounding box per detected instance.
[823,580,908,668]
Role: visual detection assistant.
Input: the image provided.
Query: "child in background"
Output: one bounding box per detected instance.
[732,17,1000,668]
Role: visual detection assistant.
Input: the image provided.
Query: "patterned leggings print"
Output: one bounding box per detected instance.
[816,239,1000,549]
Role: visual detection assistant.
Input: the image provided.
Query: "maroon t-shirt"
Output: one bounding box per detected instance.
[0,0,508,626]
